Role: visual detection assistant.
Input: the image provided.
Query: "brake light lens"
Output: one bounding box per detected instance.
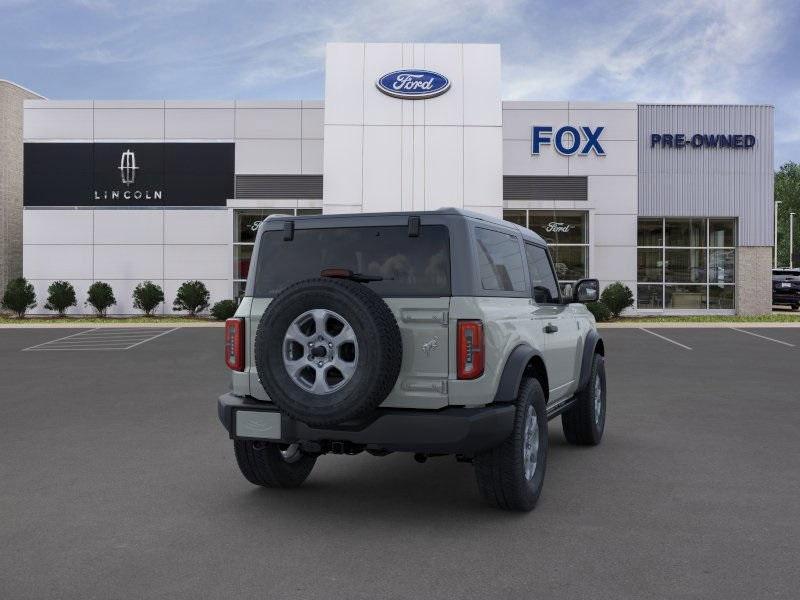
[225,318,245,371]
[457,320,484,380]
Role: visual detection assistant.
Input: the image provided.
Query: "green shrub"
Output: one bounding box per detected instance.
[1,277,37,318]
[132,281,165,316]
[586,301,612,323]
[210,299,238,321]
[44,280,77,316]
[86,282,116,317]
[173,280,210,316]
[600,282,634,317]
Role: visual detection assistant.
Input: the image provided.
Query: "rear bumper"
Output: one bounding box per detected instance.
[773,292,800,305]
[217,393,514,455]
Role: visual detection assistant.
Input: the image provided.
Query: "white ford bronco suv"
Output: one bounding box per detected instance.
[218,209,606,511]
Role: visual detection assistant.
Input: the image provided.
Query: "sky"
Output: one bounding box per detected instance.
[1,0,799,166]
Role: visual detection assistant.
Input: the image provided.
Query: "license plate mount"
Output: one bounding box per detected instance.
[235,410,282,440]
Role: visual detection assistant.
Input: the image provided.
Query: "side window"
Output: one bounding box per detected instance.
[525,243,560,304]
[474,227,527,292]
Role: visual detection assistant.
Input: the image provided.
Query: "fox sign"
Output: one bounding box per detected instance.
[532,125,605,156]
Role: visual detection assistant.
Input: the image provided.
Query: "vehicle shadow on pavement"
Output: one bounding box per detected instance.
[221,430,582,524]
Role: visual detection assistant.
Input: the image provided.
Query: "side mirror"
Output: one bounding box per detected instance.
[573,278,599,303]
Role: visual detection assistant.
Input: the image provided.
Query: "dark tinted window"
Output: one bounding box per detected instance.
[773,270,800,279]
[474,227,526,292]
[525,244,560,303]
[254,225,450,297]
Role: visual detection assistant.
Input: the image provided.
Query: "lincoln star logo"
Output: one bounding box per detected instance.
[376,70,450,99]
[94,147,162,202]
[118,149,138,186]
[422,335,440,356]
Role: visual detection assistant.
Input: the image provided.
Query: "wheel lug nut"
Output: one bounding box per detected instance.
[317,361,323,367]
[328,343,333,348]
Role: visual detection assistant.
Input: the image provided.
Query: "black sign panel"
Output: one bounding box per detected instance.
[24,143,234,207]
[24,143,94,205]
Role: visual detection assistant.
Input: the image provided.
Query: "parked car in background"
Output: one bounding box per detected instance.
[772,269,800,310]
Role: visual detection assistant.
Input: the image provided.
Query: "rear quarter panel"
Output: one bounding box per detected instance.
[448,296,543,408]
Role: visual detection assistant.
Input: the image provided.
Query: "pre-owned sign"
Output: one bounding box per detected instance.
[650,133,756,149]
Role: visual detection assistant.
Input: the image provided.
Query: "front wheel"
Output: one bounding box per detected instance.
[791,304,799,311]
[562,353,606,445]
[234,440,316,488]
[473,378,548,511]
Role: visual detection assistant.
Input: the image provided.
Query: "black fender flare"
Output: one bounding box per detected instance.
[492,344,545,404]
[577,329,604,391]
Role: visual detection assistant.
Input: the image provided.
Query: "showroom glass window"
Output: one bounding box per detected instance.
[504,209,589,292]
[636,218,736,310]
[233,208,322,298]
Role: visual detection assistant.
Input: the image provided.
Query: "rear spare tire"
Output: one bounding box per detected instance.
[254,278,402,427]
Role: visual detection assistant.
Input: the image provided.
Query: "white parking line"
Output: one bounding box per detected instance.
[124,328,179,349]
[639,328,693,350]
[730,328,796,347]
[22,327,179,351]
[21,329,99,351]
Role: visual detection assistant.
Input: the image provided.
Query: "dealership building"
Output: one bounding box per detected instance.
[2,42,774,315]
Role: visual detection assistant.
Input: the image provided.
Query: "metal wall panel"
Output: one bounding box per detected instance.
[235,174,323,199]
[503,176,587,201]
[638,104,774,246]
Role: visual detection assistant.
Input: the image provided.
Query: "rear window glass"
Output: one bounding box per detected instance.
[773,270,800,278]
[474,227,526,292]
[254,225,451,297]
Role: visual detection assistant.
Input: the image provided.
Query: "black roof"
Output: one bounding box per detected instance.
[262,207,547,245]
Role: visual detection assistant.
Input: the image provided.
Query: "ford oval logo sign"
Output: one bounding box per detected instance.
[376,70,450,99]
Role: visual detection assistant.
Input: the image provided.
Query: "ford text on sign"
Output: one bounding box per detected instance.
[532,126,605,156]
[376,70,450,99]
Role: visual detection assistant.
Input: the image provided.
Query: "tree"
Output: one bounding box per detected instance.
[210,299,238,321]
[586,301,612,323]
[44,280,77,317]
[132,281,165,316]
[86,282,116,317]
[1,277,37,318]
[173,280,210,316]
[775,162,800,267]
[600,282,634,318]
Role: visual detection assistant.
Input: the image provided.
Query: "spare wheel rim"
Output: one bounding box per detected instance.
[282,309,359,395]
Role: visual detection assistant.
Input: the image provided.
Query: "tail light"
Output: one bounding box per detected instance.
[225,318,245,371]
[457,320,484,380]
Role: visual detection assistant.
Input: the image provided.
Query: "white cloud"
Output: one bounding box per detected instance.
[502,0,785,103]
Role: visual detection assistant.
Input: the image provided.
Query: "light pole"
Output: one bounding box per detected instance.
[774,200,781,267]
[791,212,796,269]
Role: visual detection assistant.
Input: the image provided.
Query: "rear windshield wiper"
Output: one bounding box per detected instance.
[320,268,384,283]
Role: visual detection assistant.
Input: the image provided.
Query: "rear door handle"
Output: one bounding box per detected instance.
[543,323,559,334]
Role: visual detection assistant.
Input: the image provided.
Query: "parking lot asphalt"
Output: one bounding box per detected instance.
[1,327,799,600]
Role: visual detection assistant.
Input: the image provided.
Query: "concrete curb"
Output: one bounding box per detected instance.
[0,321,224,329]
[598,322,800,328]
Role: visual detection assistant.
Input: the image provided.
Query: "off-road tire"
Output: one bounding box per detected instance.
[234,440,316,488]
[562,353,606,445]
[254,277,402,427]
[474,378,548,511]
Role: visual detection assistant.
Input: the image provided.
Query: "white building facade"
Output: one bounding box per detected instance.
[19,42,774,315]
